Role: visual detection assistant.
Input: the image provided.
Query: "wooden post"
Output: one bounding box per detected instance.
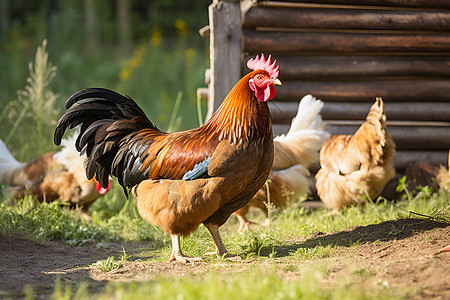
[84,0,98,55]
[117,0,132,55]
[207,0,241,120]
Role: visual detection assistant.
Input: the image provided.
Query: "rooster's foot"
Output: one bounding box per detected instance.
[169,234,202,263]
[169,252,202,263]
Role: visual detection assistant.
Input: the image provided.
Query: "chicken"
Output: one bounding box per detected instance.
[54,54,281,263]
[315,97,396,213]
[0,134,110,219]
[233,95,330,231]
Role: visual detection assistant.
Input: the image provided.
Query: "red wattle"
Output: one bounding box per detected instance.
[96,180,111,195]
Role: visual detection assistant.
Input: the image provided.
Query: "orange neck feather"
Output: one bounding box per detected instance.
[204,71,273,144]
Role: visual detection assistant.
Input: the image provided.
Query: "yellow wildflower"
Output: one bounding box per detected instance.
[150,26,162,47]
[175,19,189,37]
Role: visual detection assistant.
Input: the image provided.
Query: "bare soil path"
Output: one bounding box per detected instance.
[1,218,448,299]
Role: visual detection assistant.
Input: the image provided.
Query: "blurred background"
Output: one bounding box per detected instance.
[0,0,211,160]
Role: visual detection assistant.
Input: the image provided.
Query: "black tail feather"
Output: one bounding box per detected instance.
[54,88,160,191]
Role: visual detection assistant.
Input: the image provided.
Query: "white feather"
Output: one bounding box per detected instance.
[273,94,330,169]
[0,139,25,185]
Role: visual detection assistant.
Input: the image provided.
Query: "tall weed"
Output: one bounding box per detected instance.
[1,40,60,159]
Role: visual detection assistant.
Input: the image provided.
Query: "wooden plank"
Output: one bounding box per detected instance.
[275,80,450,103]
[243,56,450,80]
[272,123,450,150]
[330,125,450,150]
[269,101,450,122]
[393,151,449,170]
[243,30,450,54]
[243,7,450,31]
[260,0,450,9]
[207,0,241,119]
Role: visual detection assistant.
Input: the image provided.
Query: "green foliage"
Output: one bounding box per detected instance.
[1,2,209,162]
[0,196,165,246]
[239,231,280,258]
[0,196,115,244]
[92,256,123,272]
[92,248,132,272]
[1,40,60,159]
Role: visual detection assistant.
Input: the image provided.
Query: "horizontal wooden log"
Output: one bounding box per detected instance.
[259,0,450,9]
[275,80,450,103]
[243,56,450,80]
[272,123,450,150]
[243,7,450,31]
[243,31,450,54]
[269,102,450,122]
[393,151,449,170]
[330,125,450,150]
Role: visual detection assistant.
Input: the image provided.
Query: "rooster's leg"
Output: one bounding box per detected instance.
[204,223,242,261]
[169,234,202,263]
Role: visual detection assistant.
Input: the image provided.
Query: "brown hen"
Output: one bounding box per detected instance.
[315,97,396,213]
[0,134,109,219]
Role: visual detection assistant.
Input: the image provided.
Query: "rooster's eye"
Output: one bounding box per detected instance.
[257,75,263,80]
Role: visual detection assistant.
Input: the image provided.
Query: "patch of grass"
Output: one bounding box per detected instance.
[239,230,280,258]
[0,196,165,247]
[92,249,131,272]
[291,244,338,259]
[0,196,114,245]
[353,266,375,277]
[50,267,403,300]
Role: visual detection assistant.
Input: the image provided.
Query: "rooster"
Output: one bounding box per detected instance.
[54,54,281,263]
[315,97,396,213]
[233,95,330,231]
[0,134,110,219]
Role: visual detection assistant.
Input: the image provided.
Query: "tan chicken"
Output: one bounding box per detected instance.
[0,134,110,218]
[315,97,396,213]
[234,95,330,231]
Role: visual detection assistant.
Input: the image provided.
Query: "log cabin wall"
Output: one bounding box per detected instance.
[206,0,450,170]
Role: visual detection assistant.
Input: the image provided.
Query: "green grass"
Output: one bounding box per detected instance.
[2,184,447,252]
[92,248,132,272]
[48,267,403,300]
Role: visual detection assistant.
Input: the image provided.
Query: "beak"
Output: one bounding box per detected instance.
[272,78,282,86]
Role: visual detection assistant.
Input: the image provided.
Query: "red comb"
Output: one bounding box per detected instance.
[247,54,279,78]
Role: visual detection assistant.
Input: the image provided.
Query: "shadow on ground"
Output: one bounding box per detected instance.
[273,217,449,257]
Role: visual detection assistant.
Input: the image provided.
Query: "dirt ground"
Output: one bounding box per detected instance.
[0,217,449,299]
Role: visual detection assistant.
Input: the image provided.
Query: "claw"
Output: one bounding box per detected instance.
[169,252,203,263]
[169,234,202,263]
